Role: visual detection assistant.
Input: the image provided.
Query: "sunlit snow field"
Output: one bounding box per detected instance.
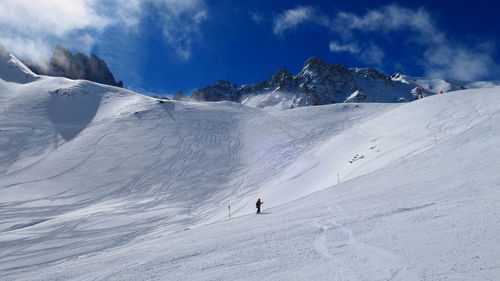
[1,52,500,280]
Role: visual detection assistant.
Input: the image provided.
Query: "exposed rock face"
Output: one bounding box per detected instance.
[239,67,296,97]
[191,80,238,102]
[24,45,123,88]
[172,91,188,101]
[190,57,416,108]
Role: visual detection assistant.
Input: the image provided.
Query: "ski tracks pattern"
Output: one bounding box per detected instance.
[312,203,419,281]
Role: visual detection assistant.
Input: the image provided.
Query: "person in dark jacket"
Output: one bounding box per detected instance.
[256,199,263,214]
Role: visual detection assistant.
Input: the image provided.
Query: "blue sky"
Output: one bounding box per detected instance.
[1,0,500,96]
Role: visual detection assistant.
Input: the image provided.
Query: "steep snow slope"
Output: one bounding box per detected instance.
[2,56,500,280]
[0,47,38,84]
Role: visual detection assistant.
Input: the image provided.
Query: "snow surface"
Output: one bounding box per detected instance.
[0,47,38,84]
[395,74,500,94]
[240,90,297,110]
[2,56,500,280]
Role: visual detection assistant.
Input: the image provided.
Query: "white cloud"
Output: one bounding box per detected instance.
[329,42,385,68]
[154,0,208,60]
[329,42,359,53]
[107,0,144,28]
[276,4,498,80]
[0,0,109,37]
[337,5,436,36]
[0,0,108,58]
[360,44,385,67]
[273,6,317,36]
[329,42,384,67]
[0,0,208,61]
[332,5,497,79]
[423,44,497,81]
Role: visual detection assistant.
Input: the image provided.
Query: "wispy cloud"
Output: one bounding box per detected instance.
[153,0,208,60]
[333,5,497,80]
[329,42,359,54]
[423,43,497,81]
[273,6,318,36]
[335,5,437,37]
[274,4,499,80]
[0,0,208,61]
[360,44,385,67]
[249,11,264,24]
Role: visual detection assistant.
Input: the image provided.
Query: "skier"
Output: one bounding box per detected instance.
[256,199,264,214]
[416,86,424,99]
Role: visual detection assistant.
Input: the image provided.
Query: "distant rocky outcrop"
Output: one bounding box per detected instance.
[189,57,417,108]
[191,80,238,102]
[172,91,188,101]
[23,45,123,88]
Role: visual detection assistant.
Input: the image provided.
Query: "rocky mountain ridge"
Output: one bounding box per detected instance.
[23,45,123,88]
[183,57,422,108]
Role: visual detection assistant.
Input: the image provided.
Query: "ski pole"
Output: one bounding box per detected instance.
[228,205,231,219]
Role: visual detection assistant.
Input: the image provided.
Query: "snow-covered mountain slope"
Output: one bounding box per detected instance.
[391,72,500,93]
[0,46,38,84]
[2,55,500,280]
[0,56,397,273]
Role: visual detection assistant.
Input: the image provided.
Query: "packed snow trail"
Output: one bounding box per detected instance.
[1,54,500,280]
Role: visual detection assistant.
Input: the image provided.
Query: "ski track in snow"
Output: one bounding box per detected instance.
[1,61,500,280]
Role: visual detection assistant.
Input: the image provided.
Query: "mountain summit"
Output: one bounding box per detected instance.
[186,57,417,109]
[0,45,38,84]
[23,45,123,88]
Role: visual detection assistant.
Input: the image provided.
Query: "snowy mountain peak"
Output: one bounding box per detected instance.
[192,57,419,108]
[0,45,38,84]
[352,67,387,81]
[270,67,293,82]
[299,57,351,79]
[302,56,329,70]
[390,72,405,81]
